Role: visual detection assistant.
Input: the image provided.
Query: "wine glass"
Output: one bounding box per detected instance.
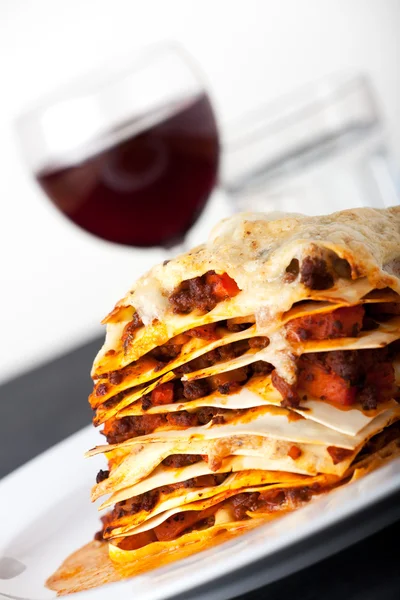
[16,43,219,248]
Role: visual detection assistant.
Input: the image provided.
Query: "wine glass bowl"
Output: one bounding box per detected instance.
[16,44,220,248]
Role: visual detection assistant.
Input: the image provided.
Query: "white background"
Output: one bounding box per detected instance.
[0,0,399,383]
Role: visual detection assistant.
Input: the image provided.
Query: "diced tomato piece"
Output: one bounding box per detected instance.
[117,530,158,551]
[154,505,218,542]
[286,305,365,342]
[187,323,220,341]
[326,446,354,465]
[206,272,240,300]
[288,445,302,460]
[151,382,174,406]
[298,359,356,406]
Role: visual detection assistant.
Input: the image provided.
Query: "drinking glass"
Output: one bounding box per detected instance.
[16,43,219,248]
[221,73,399,215]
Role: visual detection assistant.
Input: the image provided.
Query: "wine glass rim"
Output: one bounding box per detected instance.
[16,40,194,124]
[223,69,377,149]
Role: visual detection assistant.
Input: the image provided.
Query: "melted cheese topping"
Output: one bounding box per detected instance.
[94,206,400,375]
[93,278,376,377]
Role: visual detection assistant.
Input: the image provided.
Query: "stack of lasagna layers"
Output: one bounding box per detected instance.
[88,207,400,568]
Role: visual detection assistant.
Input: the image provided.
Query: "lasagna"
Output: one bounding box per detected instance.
[47,207,400,595]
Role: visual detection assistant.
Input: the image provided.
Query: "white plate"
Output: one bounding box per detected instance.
[1,425,400,600]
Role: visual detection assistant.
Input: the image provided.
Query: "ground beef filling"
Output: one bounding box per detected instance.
[168,274,217,314]
[103,407,230,445]
[300,257,334,290]
[291,255,352,291]
[110,301,394,400]
[272,347,395,410]
[229,484,324,519]
[139,346,271,411]
[173,339,250,376]
[102,323,253,390]
[162,454,203,468]
[145,326,222,369]
[148,342,183,364]
[103,361,274,443]
[109,474,228,524]
[101,303,398,415]
[99,319,266,397]
[141,322,255,373]
[108,299,397,391]
[96,469,110,484]
[356,420,400,460]
[271,371,301,409]
[168,271,240,315]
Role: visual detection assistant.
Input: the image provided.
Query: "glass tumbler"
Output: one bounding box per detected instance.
[221,73,399,215]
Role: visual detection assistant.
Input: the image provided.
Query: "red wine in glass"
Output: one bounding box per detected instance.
[17,45,220,248]
[37,94,219,247]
